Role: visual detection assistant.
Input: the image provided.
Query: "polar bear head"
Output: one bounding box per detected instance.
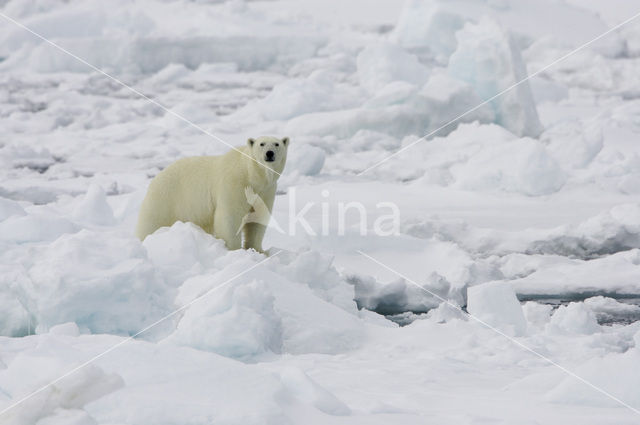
[247,136,289,174]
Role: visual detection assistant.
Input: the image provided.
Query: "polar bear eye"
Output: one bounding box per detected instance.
[275,143,279,147]
[260,143,265,146]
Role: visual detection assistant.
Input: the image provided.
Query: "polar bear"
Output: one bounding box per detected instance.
[136,136,288,252]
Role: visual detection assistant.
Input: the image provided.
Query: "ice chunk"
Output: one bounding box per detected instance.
[142,221,227,286]
[167,278,283,360]
[584,296,640,316]
[0,277,31,337]
[144,62,191,86]
[285,102,409,139]
[266,254,365,354]
[285,77,494,140]
[351,273,451,316]
[271,277,365,355]
[448,18,543,137]
[358,308,397,327]
[48,322,80,337]
[167,253,365,358]
[452,137,566,196]
[341,121,563,190]
[543,120,603,169]
[419,71,495,135]
[3,230,172,336]
[280,251,358,314]
[256,70,360,120]
[547,302,600,335]
[391,1,465,61]
[512,249,640,297]
[72,184,115,226]
[583,296,640,325]
[522,301,553,331]
[0,214,80,244]
[364,81,417,108]
[162,248,366,359]
[349,130,400,151]
[577,203,640,252]
[426,300,466,324]
[356,44,430,94]
[466,281,527,336]
[529,76,568,104]
[510,203,640,259]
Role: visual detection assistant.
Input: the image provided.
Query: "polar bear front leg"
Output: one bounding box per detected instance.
[243,222,267,253]
[213,206,242,250]
[243,186,275,253]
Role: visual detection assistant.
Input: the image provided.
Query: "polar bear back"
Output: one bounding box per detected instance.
[136,149,246,239]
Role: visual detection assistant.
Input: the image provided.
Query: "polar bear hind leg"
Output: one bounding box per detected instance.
[135,197,175,240]
[213,205,242,250]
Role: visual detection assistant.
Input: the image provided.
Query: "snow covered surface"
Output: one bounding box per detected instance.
[2,0,640,423]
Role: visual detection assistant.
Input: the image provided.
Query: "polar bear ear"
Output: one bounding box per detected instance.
[282,137,289,146]
[247,138,255,147]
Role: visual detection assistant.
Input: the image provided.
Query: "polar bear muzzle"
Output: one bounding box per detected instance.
[247,136,289,167]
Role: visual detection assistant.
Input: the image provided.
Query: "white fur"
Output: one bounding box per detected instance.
[136,136,288,252]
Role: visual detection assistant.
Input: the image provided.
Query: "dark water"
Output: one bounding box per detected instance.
[385,294,640,327]
[518,294,640,326]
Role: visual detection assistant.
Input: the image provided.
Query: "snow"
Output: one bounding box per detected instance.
[0,213,79,243]
[451,133,566,196]
[511,249,640,296]
[167,278,284,359]
[0,352,124,425]
[547,302,601,335]
[467,281,527,336]
[544,119,604,170]
[391,1,465,62]
[146,224,365,357]
[546,331,640,407]
[286,144,326,177]
[522,301,553,330]
[419,71,495,129]
[0,228,172,336]
[356,44,429,94]
[448,18,543,137]
[72,184,115,226]
[584,296,640,317]
[254,70,360,121]
[278,367,351,415]
[2,0,640,423]
[0,198,26,221]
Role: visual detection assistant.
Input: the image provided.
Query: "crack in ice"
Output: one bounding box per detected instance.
[357,249,640,417]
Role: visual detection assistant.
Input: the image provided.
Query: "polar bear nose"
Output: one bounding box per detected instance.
[266,151,275,160]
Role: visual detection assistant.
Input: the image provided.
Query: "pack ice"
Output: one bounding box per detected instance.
[2,0,640,424]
